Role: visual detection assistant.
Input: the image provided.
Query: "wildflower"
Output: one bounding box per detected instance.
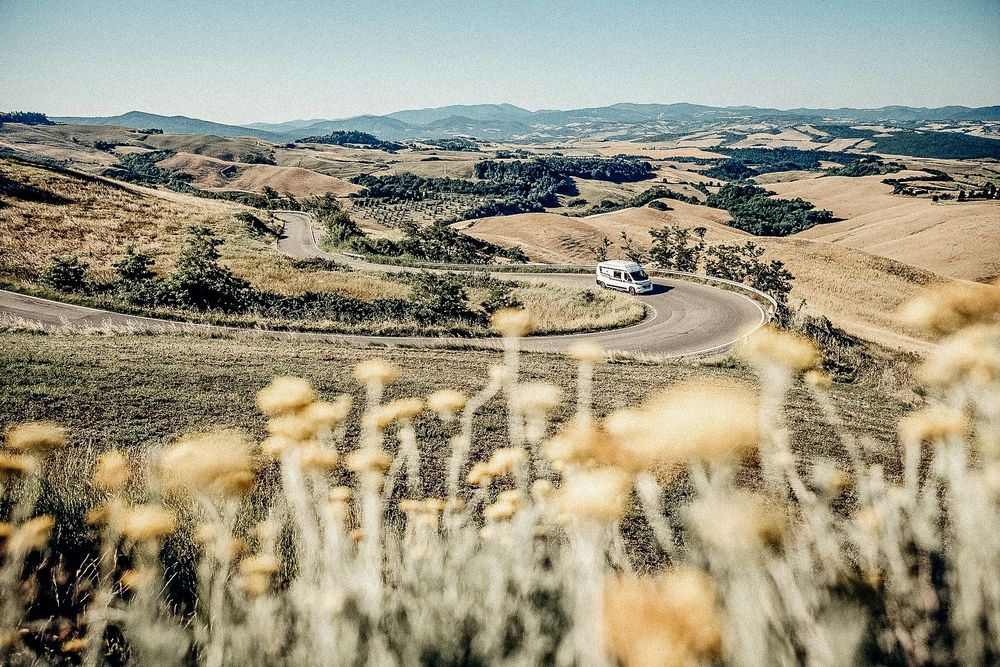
[426,389,468,421]
[353,359,400,385]
[484,490,523,522]
[61,638,86,654]
[687,493,786,553]
[376,397,424,429]
[118,505,176,542]
[604,568,723,667]
[345,448,393,475]
[567,340,606,364]
[0,452,35,475]
[0,522,11,540]
[329,486,352,502]
[804,369,832,389]
[300,396,352,432]
[298,443,340,472]
[159,430,255,498]
[486,447,527,477]
[604,381,758,469]
[6,515,55,554]
[4,421,66,451]
[739,325,820,372]
[261,434,297,458]
[491,308,533,337]
[466,461,494,486]
[255,376,315,416]
[811,460,850,497]
[488,365,511,384]
[917,324,1000,388]
[240,553,280,577]
[195,523,244,562]
[92,450,129,492]
[530,479,554,501]
[855,507,881,535]
[556,467,631,523]
[899,405,970,443]
[543,418,615,469]
[267,414,320,443]
[511,382,563,416]
[120,568,156,591]
[899,281,1000,334]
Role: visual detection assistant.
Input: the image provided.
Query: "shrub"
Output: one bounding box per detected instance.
[113,247,156,284]
[41,256,89,292]
[161,227,253,312]
[407,271,480,324]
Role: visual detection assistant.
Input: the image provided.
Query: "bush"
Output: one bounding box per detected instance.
[113,247,156,284]
[707,183,834,236]
[407,271,480,324]
[161,228,253,312]
[41,256,88,292]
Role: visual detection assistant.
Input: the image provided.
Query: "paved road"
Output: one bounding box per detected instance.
[0,213,764,358]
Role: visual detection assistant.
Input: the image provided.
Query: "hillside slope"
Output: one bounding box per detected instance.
[777,174,1000,281]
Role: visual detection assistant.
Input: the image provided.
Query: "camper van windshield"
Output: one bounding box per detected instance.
[629,269,648,281]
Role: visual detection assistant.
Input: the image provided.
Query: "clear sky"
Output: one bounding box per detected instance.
[2,0,998,125]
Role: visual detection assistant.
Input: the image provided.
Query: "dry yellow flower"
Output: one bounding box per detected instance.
[491,308,533,337]
[566,340,606,364]
[739,324,820,371]
[604,568,723,667]
[353,359,400,385]
[511,382,563,416]
[255,376,315,416]
[60,638,87,654]
[159,430,256,498]
[300,396,352,432]
[267,414,319,443]
[329,485,352,502]
[466,461,494,486]
[556,467,631,523]
[376,397,425,429]
[239,553,280,576]
[687,492,786,553]
[804,369,833,389]
[120,567,156,591]
[426,389,468,420]
[605,381,759,468]
[118,505,177,542]
[7,515,55,554]
[899,405,970,443]
[0,452,36,475]
[486,447,527,477]
[4,421,66,452]
[92,450,129,492]
[345,448,393,475]
[918,324,1000,388]
[899,281,1000,334]
[297,444,340,472]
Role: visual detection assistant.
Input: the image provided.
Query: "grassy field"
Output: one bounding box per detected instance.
[0,330,910,466]
[0,158,643,336]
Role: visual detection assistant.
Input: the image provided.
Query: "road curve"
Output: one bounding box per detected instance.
[0,213,765,358]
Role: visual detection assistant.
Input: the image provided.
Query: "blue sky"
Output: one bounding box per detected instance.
[2,0,998,124]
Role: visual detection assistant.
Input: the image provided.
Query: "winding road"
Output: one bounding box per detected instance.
[0,211,766,358]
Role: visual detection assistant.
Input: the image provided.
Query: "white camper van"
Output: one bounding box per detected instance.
[595,260,653,294]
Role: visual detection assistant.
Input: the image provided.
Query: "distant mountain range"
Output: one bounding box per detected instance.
[52,103,1000,143]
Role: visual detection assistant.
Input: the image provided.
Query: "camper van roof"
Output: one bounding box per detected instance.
[598,260,642,270]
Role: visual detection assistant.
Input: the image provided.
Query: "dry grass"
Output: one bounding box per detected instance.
[157,153,362,198]
[774,174,1000,282]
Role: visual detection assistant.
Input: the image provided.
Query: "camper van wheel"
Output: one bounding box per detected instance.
[597,280,607,289]
[628,286,636,295]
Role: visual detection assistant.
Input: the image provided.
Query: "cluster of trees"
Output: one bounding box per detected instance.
[866,130,1000,160]
[241,153,277,165]
[957,182,999,201]
[643,225,795,315]
[40,227,511,328]
[296,131,404,152]
[827,158,905,177]
[352,156,654,220]
[703,147,861,181]
[0,112,53,126]
[422,138,480,152]
[707,183,834,236]
[883,169,953,196]
[307,193,527,264]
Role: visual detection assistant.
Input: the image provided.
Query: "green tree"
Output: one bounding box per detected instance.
[164,227,253,312]
[648,225,706,272]
[41,256,88,292]
[704,241,794,316]
[618,231,645,264]
[408,272,477,325]
[592,235,612,262]
[114,247,156,284]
